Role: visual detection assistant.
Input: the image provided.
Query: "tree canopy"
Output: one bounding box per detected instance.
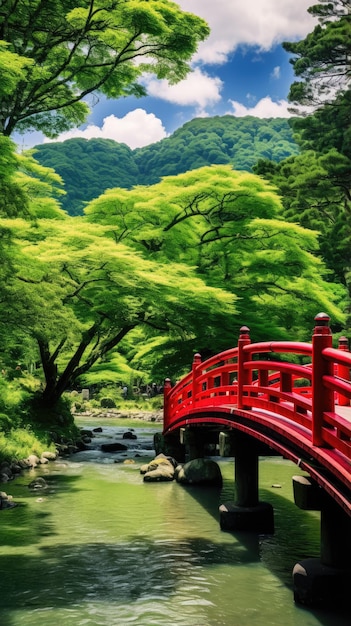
[0,0,209,136]
[256,0,351,330]
[1,160,343,409]
[283,0,351,108]
[85,165,343,352]
[3,211,236,407]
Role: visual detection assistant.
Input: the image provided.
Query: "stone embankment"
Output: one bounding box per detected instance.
[72,408,163,422]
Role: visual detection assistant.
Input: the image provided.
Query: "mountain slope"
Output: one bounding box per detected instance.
[33,116,299,215]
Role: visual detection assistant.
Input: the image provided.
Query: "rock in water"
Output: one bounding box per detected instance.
[176,458,222,486]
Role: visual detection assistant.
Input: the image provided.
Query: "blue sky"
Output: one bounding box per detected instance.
[17,0,316,150]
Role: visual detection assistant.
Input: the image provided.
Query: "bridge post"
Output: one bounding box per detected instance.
[237,326,251,410]
[163,378,172,432]
[337,336,350,406]
[192,353,201,407]
[311,313,334,446]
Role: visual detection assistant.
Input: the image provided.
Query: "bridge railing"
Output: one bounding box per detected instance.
[164,313,351,462]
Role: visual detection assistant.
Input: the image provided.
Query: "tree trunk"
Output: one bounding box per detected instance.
[38,323,137,409]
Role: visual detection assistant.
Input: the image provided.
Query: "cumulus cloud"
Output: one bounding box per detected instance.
[44,109,168,149]
[228,97,293,118]
[144,68,223,111]
[179,0,315,64]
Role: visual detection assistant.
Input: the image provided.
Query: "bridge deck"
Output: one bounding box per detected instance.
[335,405,351,421]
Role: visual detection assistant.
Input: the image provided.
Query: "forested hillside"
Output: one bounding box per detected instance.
[33,116,299,215]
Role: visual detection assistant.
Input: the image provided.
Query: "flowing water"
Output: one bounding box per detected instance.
[0,420,349,626]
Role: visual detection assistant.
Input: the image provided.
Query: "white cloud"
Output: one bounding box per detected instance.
[271,66,281,80]
[228,96,292,118]
[178,0,316,64]
[44,109,168,149]
[144,68,223,111]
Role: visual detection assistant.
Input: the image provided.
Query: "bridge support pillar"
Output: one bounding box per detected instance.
[219,431,235,456]
[219,432,274,533]
[181,427,206,461]
[154,432,185,463]
[292,475,351,607]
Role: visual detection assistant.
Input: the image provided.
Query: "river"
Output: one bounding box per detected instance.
[0,419,349,626]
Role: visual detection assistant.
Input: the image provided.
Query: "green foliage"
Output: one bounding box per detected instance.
[255,149,350,285]
[0,377,25,423]
[265,0,351,330]
[0,136,29,218]
[2,209,236,408]
[135,116,299,184]
[0,427,56,463]
[100,397,117,409]
[33,139,139,215]
[0,0,209,137]
[33,117,299,215]
[77,349,146,388]
[0,413,12,433]
[85,164,344,365]
[290,90,351,159]
[0,123,346,411]
[283,0,350,108]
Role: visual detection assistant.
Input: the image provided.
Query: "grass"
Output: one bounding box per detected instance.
[0,427,56,464]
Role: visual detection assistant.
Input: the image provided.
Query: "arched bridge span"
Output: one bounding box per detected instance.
[163,313,351,517]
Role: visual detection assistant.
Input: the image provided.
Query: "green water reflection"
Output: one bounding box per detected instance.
[0,426,349,626]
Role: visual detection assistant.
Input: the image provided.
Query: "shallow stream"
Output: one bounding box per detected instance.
[0,421,349,626]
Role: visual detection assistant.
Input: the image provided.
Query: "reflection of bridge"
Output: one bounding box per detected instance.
[162,313,351,607]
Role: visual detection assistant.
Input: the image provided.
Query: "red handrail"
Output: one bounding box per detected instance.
[164,314,351,465]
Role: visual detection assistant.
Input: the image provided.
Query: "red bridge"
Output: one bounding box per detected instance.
[162,313,351,606]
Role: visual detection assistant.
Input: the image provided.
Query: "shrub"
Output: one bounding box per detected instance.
[0,413,12,433]
[100,397,116,408]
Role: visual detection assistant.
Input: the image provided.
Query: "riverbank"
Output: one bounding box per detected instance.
[72,407,163,423]
[1,411,162,509]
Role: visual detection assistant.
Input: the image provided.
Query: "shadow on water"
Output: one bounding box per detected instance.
[0,474,81,547]
[0,533,347,626]
[0,535,264,626]
[179,478,321,570]
[178,468,349,626]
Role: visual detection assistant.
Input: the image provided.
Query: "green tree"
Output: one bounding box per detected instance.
[254,151,349,280]
[3,215,235,410]
[283,0,350,108]
[277,0,351,328]
[85,165,344,355]
[0,0,209,137]
[0,150,67,372]
[1,161,344,412]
